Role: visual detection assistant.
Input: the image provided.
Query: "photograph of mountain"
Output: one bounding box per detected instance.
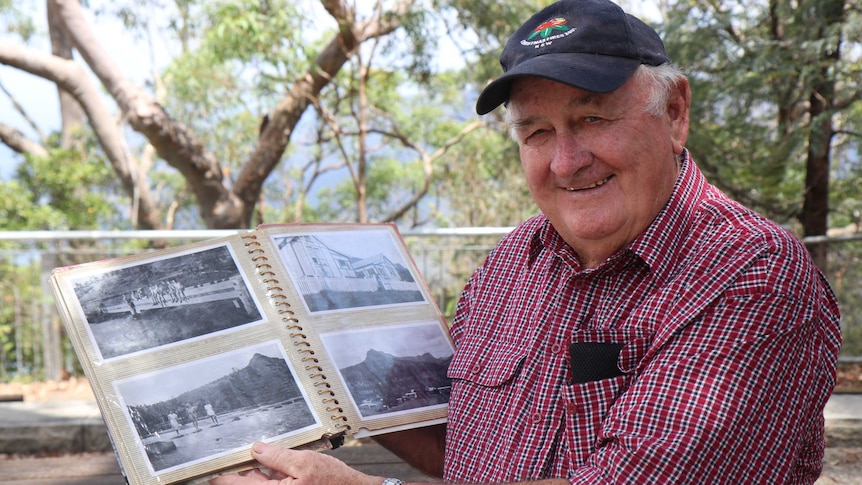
[114,341,317,472]
[320,321,454,418]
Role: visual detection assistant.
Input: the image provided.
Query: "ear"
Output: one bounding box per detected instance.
[666,78,691,155]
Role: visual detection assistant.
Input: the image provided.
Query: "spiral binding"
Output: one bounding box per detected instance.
[241,233,350,431]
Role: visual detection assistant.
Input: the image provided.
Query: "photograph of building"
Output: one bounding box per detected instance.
[272,231,425,312]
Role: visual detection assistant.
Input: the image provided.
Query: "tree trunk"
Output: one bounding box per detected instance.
[4,0,415,229]
[804,99,833,271]
[47,0,85,148]
[801,0,844,271]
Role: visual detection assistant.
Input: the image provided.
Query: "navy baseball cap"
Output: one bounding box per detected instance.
[475,0,670,115]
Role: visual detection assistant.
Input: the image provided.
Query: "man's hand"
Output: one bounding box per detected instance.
[209,442,384,485]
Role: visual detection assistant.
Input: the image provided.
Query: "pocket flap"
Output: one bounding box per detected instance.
[448,337,526,387]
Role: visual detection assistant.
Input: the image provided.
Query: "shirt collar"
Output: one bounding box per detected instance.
[628,150,707,281]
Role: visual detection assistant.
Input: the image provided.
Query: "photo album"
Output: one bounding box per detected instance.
[50,223,454,485]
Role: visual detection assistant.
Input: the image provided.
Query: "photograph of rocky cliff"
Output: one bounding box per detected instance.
[320,322,454,418]
[114,341,317,472]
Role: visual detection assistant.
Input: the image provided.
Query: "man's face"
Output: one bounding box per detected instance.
[507,73,689,267]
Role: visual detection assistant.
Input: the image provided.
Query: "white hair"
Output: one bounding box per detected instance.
[637,63,687,116]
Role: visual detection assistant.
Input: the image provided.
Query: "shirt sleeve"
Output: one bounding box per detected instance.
[570,276,841,484]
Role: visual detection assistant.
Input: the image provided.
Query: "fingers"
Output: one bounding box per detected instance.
[251,441,302,474]
[208,466,272,484]
[208,443,300,484]
[211,442,379,485]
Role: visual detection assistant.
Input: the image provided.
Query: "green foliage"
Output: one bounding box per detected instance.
[158,0,311,193]
[0,258,42,381]
[435,1,545,92]
[0,181,63,231]
[1,145,117,231]
[250,1,541,228]
[662,0,862,228]
[22,155,114,229]
[0,133,124,380]
[201,0,306,66]
[663,0,862,356]
[439,123,536,227]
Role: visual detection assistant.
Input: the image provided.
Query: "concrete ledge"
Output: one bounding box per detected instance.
[0,400,112,454]
[3,396,861,456]
[826,420,862,448]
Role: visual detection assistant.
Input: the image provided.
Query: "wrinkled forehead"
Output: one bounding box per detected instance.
[507,74,647,115]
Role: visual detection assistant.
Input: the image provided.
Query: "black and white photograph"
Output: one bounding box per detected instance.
[271,229,427,313]
[114,341,319,475]
[320,321,454,418]
[69,243,265,360]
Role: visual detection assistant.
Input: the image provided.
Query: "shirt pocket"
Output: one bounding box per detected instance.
[448,336,526,387]
[563,328,654,466]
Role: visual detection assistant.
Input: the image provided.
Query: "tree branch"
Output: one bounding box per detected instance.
[0,39,165,229]
[48,0,86,148]
[0,79,46,143]
[234,0,413,225]
[49,0,241,228]
[0,122,48,158]
[382,119,485,223]
[835,129,862,139]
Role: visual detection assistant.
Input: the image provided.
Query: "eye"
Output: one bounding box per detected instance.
[583,116,603,123]
[523,128,552,146]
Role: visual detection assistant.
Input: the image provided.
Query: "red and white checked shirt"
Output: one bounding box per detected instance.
[444,153,842,484]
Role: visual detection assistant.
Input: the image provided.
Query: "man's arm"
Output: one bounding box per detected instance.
[372,423,447,478]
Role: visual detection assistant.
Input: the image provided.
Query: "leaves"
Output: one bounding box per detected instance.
[663,0,862,231]
[1,141,117,231]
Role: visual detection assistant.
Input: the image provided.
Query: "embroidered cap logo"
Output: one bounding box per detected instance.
[527,18,569,41]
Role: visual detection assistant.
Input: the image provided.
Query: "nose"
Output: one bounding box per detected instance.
[550,130,592,178]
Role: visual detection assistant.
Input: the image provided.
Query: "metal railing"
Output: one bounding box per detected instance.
[1,228,859,382]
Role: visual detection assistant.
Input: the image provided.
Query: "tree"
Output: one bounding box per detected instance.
[1,0,552,234]
[0,0,438,230]
[279,23,482,225]
[661,0,862,270]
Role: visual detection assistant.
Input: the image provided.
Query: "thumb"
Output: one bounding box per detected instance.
[250,442,297,474]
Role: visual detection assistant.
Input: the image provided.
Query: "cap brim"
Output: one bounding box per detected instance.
[475,53,642,115]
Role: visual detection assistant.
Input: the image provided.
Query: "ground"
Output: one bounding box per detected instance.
[0,368,860,483]
[1,363,860,402]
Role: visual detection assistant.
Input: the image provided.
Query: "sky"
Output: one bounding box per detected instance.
[320,321,454,369]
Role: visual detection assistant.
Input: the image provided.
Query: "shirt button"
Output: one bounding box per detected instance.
[573,280,587,290]
[470,363,482,374]
[550,343,563,354]
[531,413,542,424]
[566,403,579,414]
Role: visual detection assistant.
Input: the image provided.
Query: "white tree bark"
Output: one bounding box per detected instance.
[0,40,162,229]
[2,0,420,229]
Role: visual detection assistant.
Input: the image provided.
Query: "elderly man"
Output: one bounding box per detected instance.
[212,0,841,484]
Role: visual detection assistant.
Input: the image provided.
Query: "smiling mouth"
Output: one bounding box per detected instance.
[565,175,613,192]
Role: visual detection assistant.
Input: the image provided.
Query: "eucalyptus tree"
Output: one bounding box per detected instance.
[660,0,862,270]
[0,0,476,230]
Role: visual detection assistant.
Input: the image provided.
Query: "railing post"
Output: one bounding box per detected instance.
[40,250,63,381]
